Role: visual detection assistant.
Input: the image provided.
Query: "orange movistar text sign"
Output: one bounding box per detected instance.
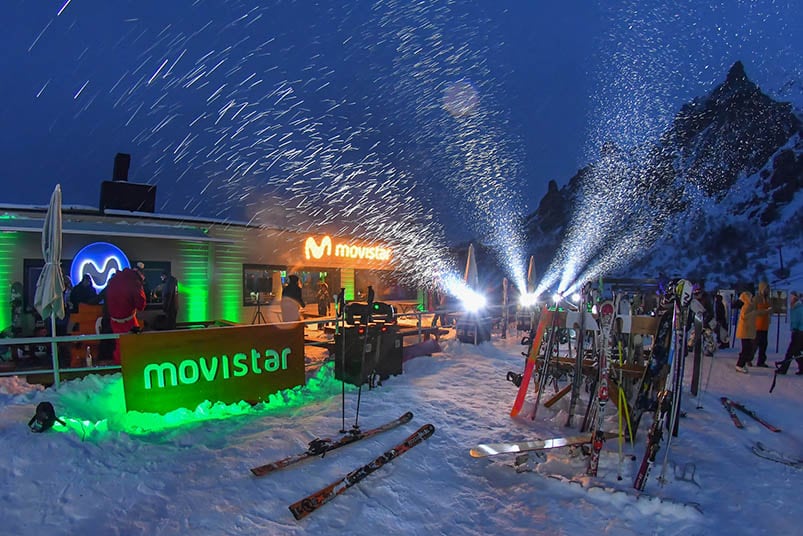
[120,324,305,414]
[304,235,391,263]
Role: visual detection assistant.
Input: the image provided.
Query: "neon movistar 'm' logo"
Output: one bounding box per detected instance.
[143,347,291,389]
[305,236,332,259]
[70,241,131,291]
[79,257,124,289]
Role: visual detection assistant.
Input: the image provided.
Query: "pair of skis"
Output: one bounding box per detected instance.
[723,403,799,468]
[251,412,434,520]
[719,397,781,432]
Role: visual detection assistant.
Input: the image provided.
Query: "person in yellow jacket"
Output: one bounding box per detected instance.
[752,281,773,367]
[735,291,759,373]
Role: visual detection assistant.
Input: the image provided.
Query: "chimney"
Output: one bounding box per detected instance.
[100,153,157,213]
[112,153,131,182]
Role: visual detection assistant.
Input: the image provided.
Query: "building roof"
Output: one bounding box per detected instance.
[0,211,235,243]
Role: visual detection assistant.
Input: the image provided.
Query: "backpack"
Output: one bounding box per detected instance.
[28,401,65,433]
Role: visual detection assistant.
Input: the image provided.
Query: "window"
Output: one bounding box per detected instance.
[132,261,172,303]
[243,264,285,305]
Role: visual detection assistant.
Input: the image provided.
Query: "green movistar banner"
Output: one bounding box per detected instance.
[120,323,305,414]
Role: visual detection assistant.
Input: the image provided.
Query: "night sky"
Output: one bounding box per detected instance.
[1,1,800,242]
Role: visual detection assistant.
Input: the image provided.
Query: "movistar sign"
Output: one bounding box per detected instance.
[120,324,305,414]
[305,235,391,262]
[144,348,291,389]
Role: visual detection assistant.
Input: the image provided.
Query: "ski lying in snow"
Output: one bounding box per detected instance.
[720,397,781,432]
[251,411,413,476]
[720,397,744,429]
[751,442,803,468]
[469,432,617,458]
[288,423,435,520]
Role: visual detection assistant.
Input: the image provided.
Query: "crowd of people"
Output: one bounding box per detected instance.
[729,280,802,375]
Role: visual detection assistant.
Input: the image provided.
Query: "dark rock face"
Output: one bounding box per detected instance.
[521,61,803,286]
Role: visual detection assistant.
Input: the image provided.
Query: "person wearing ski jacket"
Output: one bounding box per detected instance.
[776,291,803,375]
[735,291,759,373]
[281,274,304,322]
[105,267,147,364]
[714,293,730,348]
[752,281,773,367]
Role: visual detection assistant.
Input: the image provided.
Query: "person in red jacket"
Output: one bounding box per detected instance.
[105,267,147,364]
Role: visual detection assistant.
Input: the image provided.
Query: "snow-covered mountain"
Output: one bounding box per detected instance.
[523,61,803,290]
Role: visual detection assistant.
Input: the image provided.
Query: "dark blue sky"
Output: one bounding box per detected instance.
[1,1,799,242]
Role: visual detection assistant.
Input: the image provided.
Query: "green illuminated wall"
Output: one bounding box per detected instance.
[178,241,210,322]
[341,268,355,301]
[0,232,17,331]
[213,242,247,323]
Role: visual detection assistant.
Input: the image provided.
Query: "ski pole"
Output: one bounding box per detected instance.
[696,343,716,408]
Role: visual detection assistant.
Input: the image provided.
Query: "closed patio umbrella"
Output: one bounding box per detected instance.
[464,243,479,291]
[527,255,536,294]
[33,184,66,388]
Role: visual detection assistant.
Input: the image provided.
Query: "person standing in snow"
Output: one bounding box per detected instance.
[714,293,730,349]
[734,291,759,373]
[281,274,305,322]
[775,290,803,375]
[316,278,331,329]
[160,270,179,329]
[752,281,773,367]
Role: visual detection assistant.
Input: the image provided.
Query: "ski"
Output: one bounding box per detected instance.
[470,432,618,458]
[288,423,435,520]
[587,295,618,477]
[631,308,673,435]
[751,442,803,468]
[250,411,414,476]
[722,398,781,433]
[633,390,671,491]
[719,397,743,429]
[510,306,552,417]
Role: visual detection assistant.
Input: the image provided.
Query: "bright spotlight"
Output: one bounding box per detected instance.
[460,289,487,313]
[552,293,562,304]
[571,293,580,304]
[519,292,539,308]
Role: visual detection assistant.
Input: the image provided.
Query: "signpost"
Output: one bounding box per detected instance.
[120,323,305,414]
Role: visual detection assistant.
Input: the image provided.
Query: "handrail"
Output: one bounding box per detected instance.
[0,308,469,384]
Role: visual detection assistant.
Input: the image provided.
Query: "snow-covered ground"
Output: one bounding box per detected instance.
[1,318,801,535]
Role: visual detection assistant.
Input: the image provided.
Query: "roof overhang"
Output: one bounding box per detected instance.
[0,217,234,243]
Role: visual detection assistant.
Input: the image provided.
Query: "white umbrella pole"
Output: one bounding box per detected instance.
[50,314,60,389]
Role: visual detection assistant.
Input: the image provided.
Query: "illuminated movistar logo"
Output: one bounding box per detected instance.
[143,347,291,389]
[304,235,391,261]
[305,236,332,260]
[79,256,124,289]
[70,242,131,291]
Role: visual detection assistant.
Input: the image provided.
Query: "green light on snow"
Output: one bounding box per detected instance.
[52,363,344,439]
